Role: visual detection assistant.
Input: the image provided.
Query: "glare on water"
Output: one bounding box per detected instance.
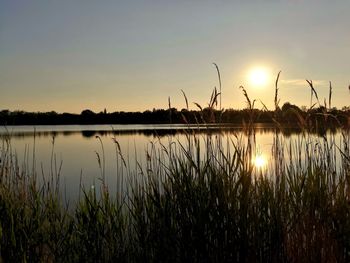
[253,154,267,168]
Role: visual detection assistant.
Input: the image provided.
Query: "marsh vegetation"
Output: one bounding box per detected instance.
[0,73,350,262]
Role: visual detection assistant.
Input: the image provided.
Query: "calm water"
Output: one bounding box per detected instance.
[1,124,347,201]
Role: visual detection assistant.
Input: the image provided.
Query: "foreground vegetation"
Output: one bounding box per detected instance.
[1,72,350,262]
[1,125,350,262]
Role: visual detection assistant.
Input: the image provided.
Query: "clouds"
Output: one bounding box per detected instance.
[281,79,327,87]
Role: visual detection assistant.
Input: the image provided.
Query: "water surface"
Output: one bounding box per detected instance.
[1,124,347,201]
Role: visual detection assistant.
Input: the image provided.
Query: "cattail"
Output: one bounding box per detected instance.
[329,81,332,110]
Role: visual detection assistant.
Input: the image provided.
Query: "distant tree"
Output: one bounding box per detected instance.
[281,102,304,125]
[281,102,301,113]
[0,110,10,115]
[81,109,95,116]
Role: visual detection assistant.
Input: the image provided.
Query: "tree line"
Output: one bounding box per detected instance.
[0,103,349,128]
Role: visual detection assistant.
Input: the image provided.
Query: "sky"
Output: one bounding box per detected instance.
[1,0,350,113]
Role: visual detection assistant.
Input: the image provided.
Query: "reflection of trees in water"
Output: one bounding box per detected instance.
[81,130,109,138]
[81,130,97,138]
[0,124,345,140]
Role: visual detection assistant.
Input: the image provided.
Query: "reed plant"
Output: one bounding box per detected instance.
[0,71,350,262]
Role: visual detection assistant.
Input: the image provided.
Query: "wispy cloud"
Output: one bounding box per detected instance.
[281,79,327,87]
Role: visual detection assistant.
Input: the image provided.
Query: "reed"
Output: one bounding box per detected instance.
[0,72,350,262]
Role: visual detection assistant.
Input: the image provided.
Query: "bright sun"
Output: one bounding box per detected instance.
[253,154,267,168]
[248,67,269,87]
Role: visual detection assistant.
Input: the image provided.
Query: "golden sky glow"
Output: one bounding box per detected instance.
[0,1,349,113]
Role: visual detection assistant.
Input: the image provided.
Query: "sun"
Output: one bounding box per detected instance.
[248,67,269,87]
[253,154,267,168]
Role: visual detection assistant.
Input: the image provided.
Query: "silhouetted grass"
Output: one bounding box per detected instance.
[1,72,350,262]
[1,125,350,262]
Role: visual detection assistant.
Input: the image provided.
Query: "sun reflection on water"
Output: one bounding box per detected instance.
[253,154,267,168]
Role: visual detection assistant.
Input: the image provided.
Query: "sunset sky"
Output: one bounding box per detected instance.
[1,1,349,113]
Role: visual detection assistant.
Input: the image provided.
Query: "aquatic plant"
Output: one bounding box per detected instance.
[0,71,350,262]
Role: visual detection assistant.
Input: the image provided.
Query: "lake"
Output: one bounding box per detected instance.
[1,124,348,202]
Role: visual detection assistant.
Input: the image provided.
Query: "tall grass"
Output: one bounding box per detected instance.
[1,125,350,262]
[1,72,350,262]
